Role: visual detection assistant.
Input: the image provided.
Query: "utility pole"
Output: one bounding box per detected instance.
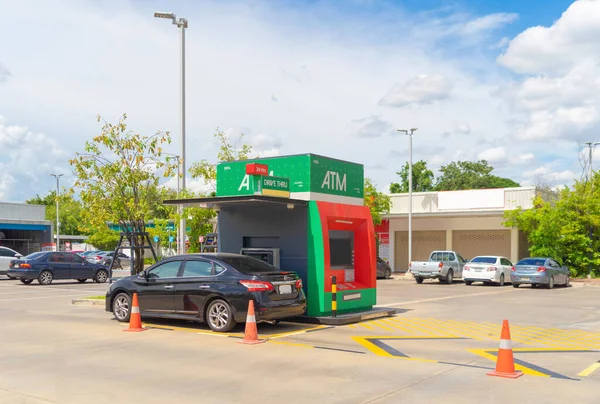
[154,11,188,255]
[585,142,600,279]
[397,128,418,272]
[50,174,63,251]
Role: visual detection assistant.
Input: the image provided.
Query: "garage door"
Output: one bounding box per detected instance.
[394,231,446,272]
[452,230,510,261]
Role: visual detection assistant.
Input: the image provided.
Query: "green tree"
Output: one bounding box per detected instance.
[435,160,520,191]
[504,173,600,277]
[86,229,121,251]
[26,190,85,235]
[69,114,177,274]
[365,178,391,225]
[189,129,254,195]
[389,160,435,193]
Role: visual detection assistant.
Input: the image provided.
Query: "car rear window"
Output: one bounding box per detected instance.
[23,252,46,260]
[516,258,546,266]
[218,256,279,273]
[470,257,497,264]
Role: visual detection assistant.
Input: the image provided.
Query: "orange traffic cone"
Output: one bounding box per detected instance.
[487,320,523,378]
[123,293,147,332]
[238,300,265,345]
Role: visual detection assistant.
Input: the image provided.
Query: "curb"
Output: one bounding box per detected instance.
[72,299,105,306]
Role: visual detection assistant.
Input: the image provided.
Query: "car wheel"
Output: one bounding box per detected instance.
[112,292,131,322]
[94,270,108,283]
[464,280,472,286]
[415,277,424,284]
[77,279,87,283]
[548,276,555,289]
[446,270,454,284]
[498,274,505,287]
[531,284,538,288]
[38,270,53,285]
[564,276,570,287]
[206,299,236,332]
[385,269,391,279]
[512,283,520,288]
[20,279,33,285]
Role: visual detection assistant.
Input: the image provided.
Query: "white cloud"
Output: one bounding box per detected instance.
[351,115,394,138]
[378,74,453,108]
[0,62,9,82]
[491,37,510,49]
[516,153,535,164]
[454,122,471,135]
[478,146,506,163]
[461,13,519,36]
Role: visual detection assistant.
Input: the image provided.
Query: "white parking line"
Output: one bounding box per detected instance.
[0,285,106,294]
[378,288,516,307]
[0,293,96,302]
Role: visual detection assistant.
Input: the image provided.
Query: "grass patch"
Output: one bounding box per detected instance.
[85,295,106,300]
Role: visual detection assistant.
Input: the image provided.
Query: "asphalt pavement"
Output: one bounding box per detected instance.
[0,276,599,403]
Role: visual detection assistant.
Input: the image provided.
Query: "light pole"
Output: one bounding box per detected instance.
[50,174,63,251]
[154,11,188,255]
[585,142,600,181]
[163,153,182,254]
[397,128,418,272]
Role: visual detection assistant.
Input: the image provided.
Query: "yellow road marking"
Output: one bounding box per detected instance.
[578,361,600,377]
[468,348,550,377]
[268,340,315,349]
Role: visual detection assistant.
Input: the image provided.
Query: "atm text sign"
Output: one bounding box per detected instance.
[261,176,290,198]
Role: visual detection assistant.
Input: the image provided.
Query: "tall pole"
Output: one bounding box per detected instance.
[154,12,188,255]
[397,128,418,272]
[585,141,600,278]
[50,174,63,252]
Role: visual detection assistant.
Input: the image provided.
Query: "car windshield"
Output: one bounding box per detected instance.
[218,255,279,274]
[470,257,497,264]
[23,252,46,260]
[517,258,546,266]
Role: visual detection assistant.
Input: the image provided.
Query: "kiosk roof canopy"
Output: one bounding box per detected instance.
[163,195,309,209]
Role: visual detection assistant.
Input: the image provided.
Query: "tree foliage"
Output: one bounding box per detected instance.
[189,129,254,195]
[87,229,121,251]
[504,174,600,277]
[389,160,435,193]
[69,114,177,273]
[435,160,520,191]
[365,178,391,225]
[26,190,85,235]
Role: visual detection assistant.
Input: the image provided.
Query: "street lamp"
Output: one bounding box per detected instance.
[163,153,182,254]
[585,142,600,181]
[154,11,188,255]
[50,174,63,251]
[397,128,418,272]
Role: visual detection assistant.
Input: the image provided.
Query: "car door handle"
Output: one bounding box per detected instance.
[164,285,174,290]
[199,285,210,289]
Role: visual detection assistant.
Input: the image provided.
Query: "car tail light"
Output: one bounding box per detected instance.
[487,266,497,272]
[464,266,470,271]
[295,279,303,290]
[409,262,412,268]
[537,266,546,272]
[511,266,515,272]
[20,263,31,269]
[239,280,274,292]
[438,262,443,268]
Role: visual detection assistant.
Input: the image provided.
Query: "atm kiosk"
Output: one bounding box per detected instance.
[165,154,379,318]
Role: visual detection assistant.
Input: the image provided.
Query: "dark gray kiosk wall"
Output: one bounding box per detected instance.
[217,205,309,281]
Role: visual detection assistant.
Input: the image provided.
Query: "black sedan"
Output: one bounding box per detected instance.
[105,253,307,332]
[7,251,109,285]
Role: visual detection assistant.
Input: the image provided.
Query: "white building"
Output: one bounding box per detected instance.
[378,187,553,272]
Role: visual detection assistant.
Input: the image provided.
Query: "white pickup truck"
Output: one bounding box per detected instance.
[409,250,467,284]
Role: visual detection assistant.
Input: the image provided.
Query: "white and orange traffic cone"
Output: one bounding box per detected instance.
[123,293,147,332]
[238,300,265,345]
[487,320,523,378]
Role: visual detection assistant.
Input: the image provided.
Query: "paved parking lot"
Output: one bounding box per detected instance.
[1,276,599,403]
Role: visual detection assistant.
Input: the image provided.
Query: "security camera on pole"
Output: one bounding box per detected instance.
[154,11,188,255]
[397,128,418,275]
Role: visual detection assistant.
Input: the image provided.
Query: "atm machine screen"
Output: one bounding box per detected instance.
[329,238,354,268]
[244,251,274,265]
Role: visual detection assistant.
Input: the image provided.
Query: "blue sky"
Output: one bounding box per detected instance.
[1,0,599,201]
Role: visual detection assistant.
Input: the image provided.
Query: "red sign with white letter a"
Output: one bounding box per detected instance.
[246,163,269,176]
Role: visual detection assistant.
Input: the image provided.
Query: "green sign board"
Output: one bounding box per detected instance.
[261,176,290,198]
[216,154,364,203]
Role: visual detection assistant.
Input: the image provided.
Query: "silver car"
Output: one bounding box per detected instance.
[511,257,570,289]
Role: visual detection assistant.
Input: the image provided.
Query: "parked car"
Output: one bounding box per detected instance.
[0,246,23,279]
[409,250,466,284]
[87,251,128,266]
[463,256,513,286]
[377,257,392,279]
[105,253,307,332]
[7,251,109,285]
[511,257,571,289]
[78,250,101,258]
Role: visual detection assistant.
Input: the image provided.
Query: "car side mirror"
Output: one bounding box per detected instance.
[15,253,23,258]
